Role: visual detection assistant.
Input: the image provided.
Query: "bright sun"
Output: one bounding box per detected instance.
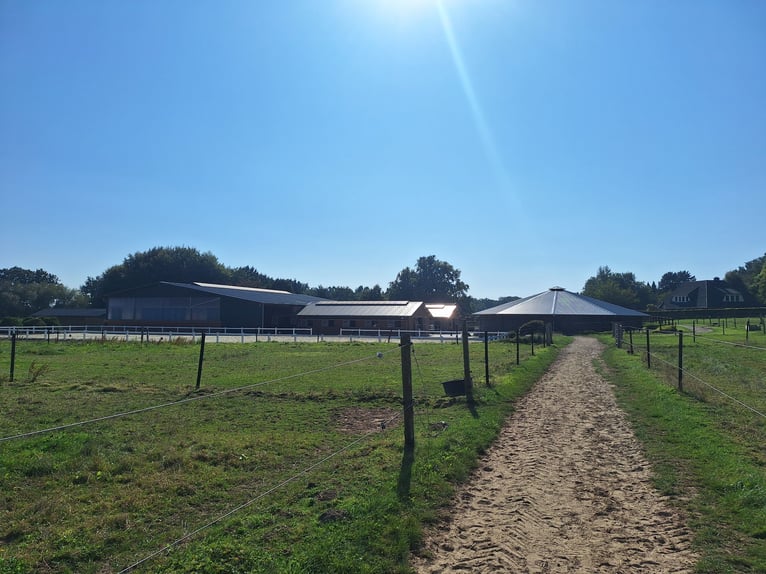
[366,0,445,24]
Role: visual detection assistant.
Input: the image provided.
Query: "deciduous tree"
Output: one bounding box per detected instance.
[658,270,696,293]
[582,266,653,310]
[387,255,469,302]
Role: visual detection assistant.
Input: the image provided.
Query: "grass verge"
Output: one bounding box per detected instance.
[599,335,766,573]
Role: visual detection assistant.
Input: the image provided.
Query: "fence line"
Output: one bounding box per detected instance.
[681,367,766,419]
[695,335,766,352]
[614,324,766,421]
[0,325,509,342]
[0,333,524,572]
[118,409,404,573]
[0,348,395,444]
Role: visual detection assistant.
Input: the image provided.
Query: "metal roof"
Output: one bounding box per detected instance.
[474,287,648,318]
[298,300,425,318]
[161,282,325,306]
[425,303,458,319]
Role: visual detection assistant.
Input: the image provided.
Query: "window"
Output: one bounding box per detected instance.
[672,295,690,303]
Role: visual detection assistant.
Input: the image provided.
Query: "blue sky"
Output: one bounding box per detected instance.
[1,0,764,299]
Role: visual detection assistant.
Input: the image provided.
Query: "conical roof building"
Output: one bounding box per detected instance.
[474,287,648,334]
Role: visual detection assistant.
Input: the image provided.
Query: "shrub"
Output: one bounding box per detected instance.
[0,317,22,326]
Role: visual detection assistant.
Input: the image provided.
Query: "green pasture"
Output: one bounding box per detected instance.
[0,336,563,574]
[601,318,766,573]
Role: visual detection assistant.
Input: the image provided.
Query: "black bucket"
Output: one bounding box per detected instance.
[441,378,467,397]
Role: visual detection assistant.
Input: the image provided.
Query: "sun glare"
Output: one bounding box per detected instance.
[364,0,447,26]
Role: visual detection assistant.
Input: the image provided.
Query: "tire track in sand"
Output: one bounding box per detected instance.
[413,336,697,573]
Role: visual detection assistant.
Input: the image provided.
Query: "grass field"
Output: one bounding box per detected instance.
[3,325,763,573]
[0,335,563,574]
[600,319,766,573]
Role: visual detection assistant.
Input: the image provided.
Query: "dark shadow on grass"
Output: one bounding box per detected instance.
[397,445,415,501]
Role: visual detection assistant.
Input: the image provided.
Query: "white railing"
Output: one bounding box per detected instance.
[0,325,510,344]
[0,325,313,343]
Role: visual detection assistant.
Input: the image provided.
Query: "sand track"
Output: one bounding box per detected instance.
[413,336,697,573]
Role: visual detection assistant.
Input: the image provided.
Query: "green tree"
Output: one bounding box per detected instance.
[0,267,82,317]
[354,284,384,301]
[582,266,653,310]
[754,265,766,305]
[658,270,696,293]
[308,285,355,300]
[725,253,766,305]
[229,266,272,288]
[387,255,469,302]
[82,246,230,306]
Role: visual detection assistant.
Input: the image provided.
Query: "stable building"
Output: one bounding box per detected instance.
[106,282,324,329]
[297,300,432,335]
[474,287,649,334]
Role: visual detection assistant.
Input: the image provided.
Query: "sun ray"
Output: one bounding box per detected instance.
[436,2,517,206]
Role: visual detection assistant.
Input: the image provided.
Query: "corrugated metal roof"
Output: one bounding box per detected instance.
[474,287,648,317]
[162,282,325,306]
[298,301,425,318]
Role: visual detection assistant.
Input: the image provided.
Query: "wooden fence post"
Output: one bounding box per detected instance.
[196,333,206,390]
[400,334,415,448]
[462,322,473,402]
[677,330,683,392]
[484,331,490,386]
[10,332,16,382]
[646,328,651,369]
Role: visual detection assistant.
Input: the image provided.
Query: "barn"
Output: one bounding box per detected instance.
[106,282,324,329]
[474,287,649,334]
[297,300,432,335]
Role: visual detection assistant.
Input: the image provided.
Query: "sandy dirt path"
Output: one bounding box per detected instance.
[413,336,697,573]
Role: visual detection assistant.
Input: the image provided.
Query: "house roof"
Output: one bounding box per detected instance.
[113,282,325,306]
[474,287,649,318]
[660,279,753,309]
[298,300,425,318]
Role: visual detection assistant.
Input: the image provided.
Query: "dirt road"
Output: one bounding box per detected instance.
[413,336,697,573]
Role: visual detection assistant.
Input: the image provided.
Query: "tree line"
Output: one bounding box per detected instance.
[2,246,765,320]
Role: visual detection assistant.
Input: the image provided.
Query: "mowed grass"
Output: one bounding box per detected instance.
[600,321,766,573]
[0,336,565,573]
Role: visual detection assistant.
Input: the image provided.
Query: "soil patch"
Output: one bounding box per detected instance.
[334,407,400,434]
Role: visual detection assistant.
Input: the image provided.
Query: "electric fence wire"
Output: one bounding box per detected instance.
[644,348,766,420]
[0,348,398,444]
[117,409,404,573]
[695,335,766,352]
